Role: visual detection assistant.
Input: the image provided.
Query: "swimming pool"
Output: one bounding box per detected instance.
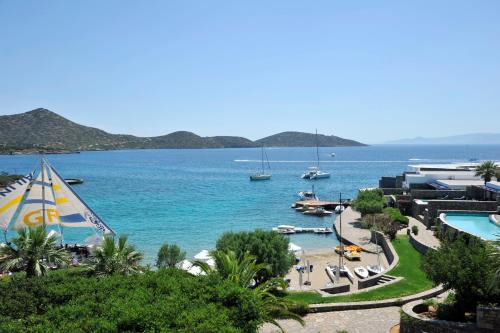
[442,212,499,241]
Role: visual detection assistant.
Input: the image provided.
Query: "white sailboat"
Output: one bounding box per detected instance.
[250,146,272,181]
[0,157,114,243]
[302,130,330,180]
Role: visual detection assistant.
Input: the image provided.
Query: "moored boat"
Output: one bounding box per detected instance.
[303,207,333,216]
[250,146,271,181]
[301,130,330,180]
[272,225,296,234]
[344,250,361,261]
[367,265,384,276]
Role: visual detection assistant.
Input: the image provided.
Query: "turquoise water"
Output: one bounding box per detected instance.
[1,145,500,262]
[444,212,499,240]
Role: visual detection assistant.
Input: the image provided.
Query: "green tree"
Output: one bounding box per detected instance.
[422,236,499,318]
[194,250,305,332]
[475,161,498,185]
[352,189,386,215]
[0,227,70,278]
[88,234,144,277]
[216,230,294,283]
[156,243,186,268]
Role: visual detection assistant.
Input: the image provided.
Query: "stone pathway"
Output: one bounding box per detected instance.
[407,217,440,249]
[334,207,382,253]
[259,306,400,333]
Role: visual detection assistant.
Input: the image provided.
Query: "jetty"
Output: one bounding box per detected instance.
[272,225,333,234]
[292,200,350,210]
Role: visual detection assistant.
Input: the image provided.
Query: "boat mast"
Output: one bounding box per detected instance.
[315,129,320,168]
[261,145,265,173]
[41,154,46,230]
[337,192,343,281]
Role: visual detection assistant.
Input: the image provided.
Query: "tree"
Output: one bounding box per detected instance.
[351,188,386,215]
[422,236,499,318]
[88,234,144,277]
[216,230,295,283]
[475,161,498,185]
[156,243,186,269]
[0,227,70,278]
[194,250,305,332]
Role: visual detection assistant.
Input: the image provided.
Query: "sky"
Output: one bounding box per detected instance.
[0,1,499,144]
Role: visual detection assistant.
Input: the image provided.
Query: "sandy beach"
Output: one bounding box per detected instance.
[286,246,389,293]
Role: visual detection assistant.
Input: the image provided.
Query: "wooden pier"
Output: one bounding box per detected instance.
[293,200,350,210]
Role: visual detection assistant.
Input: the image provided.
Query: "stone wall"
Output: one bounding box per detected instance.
[320,283,350,295]
[425,200,499,226]
[400,300,496,333]
[410,189,466,200]
[477,305,500,330]
[408,229,430,255]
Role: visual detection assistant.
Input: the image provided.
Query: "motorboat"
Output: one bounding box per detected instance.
[303,207,333,216]
[334,205,345,213]
[298,190,319,201]
[354,266,369,279]
[344,251,361,261]
[330,152,336,157]
[313,227,333,234]
[295,205,311,212]
[250,146,271,181]
[302,167,330,180]
[367,265,385,276]
[272,225,296,234]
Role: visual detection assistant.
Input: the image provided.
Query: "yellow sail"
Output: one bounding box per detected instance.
[0,174,32,230]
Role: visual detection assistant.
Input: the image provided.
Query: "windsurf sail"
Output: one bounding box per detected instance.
[13,166,59,230]
[0,174,32,231]
[49,165,115,235]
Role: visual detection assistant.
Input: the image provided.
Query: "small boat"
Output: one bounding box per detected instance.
[335,244,362,254]
[354,266,369,279]
[330,152,336,157]
[303,207,333,216]
[367,265,385,276]
[328,264,355,281]
[272,225,296,234]
[250,146,271,181]
[334,205,345,213]
[314,227,333,234]
[298,185,319,200]
[325,266,337,283]
[301,130,330,180]
[344,251,361,261]
[65,178,84,185]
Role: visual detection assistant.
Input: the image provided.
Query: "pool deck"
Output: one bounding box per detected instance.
[333,207,382,253]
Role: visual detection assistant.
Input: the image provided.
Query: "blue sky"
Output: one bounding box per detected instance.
[1,1,499,143]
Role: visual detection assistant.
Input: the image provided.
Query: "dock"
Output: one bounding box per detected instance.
[293,200,350,210]
[272,226,333,234]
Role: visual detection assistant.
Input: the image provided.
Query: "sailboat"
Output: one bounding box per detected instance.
[0,157,114,243]
[301,130,330,180]
[250,146,271,181]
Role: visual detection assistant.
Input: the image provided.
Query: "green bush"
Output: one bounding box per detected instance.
[216,230,294,283]
[0,269,266,332]
[412,225,419,235]
[352,189,386,215]
[156,243,186,268]
[383,207,409,226]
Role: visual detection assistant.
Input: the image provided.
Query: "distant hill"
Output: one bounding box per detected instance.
[256,131,366,147]
[0,109,366,152]
[385,133,500,145]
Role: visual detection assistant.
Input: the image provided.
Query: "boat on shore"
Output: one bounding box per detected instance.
[354,266,369,279]
[344,251,361,261]
[367,265,384,275]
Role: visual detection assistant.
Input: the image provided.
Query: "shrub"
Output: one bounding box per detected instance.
[352,189,386,215]
[422,236,500,318]
[412,225,419,235]
[216,230,294,283]
[0,269,266,332]
[383,207,409,226]
[156,243,186,268]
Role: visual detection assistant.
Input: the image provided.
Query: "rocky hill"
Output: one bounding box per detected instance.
[0,109,366,152]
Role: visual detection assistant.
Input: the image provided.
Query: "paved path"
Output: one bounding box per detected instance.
[334,207,382,253]
[259,306,400,333]
[406,217,440,249]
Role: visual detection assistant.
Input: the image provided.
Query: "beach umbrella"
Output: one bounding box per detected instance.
[194,249,212,261]
[288,242,302,254]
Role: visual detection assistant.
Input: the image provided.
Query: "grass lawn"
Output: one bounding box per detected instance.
[286,235,434,304]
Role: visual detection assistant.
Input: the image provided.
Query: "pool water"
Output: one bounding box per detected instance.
[444,212,499,240]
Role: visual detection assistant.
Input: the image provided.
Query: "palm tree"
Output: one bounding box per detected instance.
[0,227,70,278]
[475,161,498,185]
[88,234,144,277]
[194,250,304,332]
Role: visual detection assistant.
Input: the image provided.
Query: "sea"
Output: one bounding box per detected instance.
[1,145,499,263]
